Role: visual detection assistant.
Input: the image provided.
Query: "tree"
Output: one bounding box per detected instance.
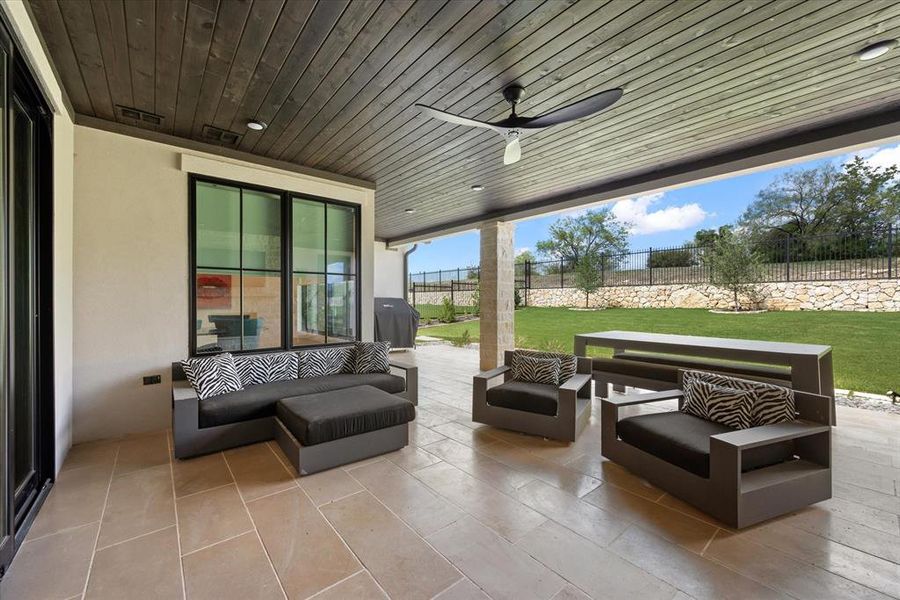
[535,209,629,264]
[704,230,766,311]
[573,253,603,308]
[832,156,900,235]
[693,225,732,247]
[647,248,695,268]
[515,249,536,264]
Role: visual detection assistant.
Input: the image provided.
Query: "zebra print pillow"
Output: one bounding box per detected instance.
[682,379,752,429]
[182,353,243,400]
[514,349,577,383]
[683,370,795,426]
[297,346,355,378]
[354,341,391,374]
[512,355,561,386]
[233,352,298,386]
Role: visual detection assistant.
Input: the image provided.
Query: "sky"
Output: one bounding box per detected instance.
[408,143,900,273]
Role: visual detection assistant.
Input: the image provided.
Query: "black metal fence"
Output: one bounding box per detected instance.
[409,225,899,297]
[409,280,479,322]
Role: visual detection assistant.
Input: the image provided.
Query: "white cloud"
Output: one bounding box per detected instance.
[515,247,531,256]
[863,144,900,171]
[610,193,709,235]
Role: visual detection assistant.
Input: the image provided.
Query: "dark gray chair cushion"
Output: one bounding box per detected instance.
[199,373,406,428]
[277,385,415,446]
[616,411,794,478]
[486,380,558,416]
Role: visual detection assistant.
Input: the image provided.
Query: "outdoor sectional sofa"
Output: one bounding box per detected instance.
[171,348,417,473]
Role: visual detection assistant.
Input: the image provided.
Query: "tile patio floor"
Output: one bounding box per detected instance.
[2,344,898,600]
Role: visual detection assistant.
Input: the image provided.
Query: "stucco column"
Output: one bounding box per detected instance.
[479,220,515,370]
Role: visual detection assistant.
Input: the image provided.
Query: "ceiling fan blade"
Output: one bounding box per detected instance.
[415,104,502,132]
[503,137,521,165]
[520,88,623,128]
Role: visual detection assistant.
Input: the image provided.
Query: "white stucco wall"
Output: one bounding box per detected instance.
[2,1,76,472]
[72,126,375,443]
[374,241,406,298]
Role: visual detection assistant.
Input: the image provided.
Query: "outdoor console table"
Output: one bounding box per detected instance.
[575,330,835,424]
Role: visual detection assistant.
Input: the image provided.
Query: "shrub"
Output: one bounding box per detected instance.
[449,329,472,347]
[573,253,603,308]
[647,248,695,268]
[514,288,522,308]
[704,230,766,311]
[439,296,456,323]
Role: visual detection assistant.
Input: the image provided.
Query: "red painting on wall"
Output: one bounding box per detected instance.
[197,274,232,309]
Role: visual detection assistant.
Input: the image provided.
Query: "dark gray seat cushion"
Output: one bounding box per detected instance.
[616,411,794,478]
[277,385,415,446]
[199,373,406,428]
[486,380,558,416]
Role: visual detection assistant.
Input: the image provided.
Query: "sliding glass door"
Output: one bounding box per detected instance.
[0,16,54,578]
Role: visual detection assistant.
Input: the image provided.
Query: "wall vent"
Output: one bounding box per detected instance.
[116,105,163,126]
[201,125,242,146]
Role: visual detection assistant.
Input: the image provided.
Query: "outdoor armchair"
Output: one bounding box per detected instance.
[473,350,592,442]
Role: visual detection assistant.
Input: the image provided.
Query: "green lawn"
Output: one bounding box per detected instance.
[419,307,899,394]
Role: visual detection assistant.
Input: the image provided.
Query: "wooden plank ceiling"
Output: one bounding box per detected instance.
[29,0,900,241]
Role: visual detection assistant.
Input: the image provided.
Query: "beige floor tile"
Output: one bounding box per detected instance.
[434,578,491,600]
[299,467,363,506]
[514,479,629,547]
[424,438,536,493]
[609,525,786,600]
[564,452,665,500]
[61,440,119,473]
[427,516,565,600]
[416,406,455,428]
[311,570,387,600]
[177,484,253,555]
[431,422,503,448]
[1,522,98,600]
[384,444,442,473]
[182,532,283,600]
[409,422,448,447]
[740,520,900,598]
[249,488,360,599]
[98,464,175,549]
[518,520,677,599]
[414,462,547,542]
[777,505,900,564]
[582,484,717,554]
[28,465,111,539]
[349,459,464,536]
[223,442,296,502]
[832,480,900,515]
[321,491,461,600]
[551,585,592,600]
[172,452,233,498]
[656,493,735,530]
[477,442,602,498]
[85,526,183,600]
[114,431,170,478]
[705,529,891,600]
[814,495,900,535]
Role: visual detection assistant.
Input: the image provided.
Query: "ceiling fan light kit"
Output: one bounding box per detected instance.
[417,84,622,165]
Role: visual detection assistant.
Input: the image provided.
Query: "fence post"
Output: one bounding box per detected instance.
[888,224,894,279]
[785,236,791,282]
[438,269,442,285]
[412,283,416,308]
[450,280,455,307]
[560,259,564,288]
[649,248,653,285]
[457,267,461,281]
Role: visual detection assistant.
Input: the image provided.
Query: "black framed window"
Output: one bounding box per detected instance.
[189,175,360,355]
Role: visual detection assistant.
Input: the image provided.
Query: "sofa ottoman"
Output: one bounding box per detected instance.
[274,385,416,475]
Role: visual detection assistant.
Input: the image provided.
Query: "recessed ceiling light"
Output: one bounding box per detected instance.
[404,208,416,214]
[246,119,267,131]
[857,40,897,61]
[471,184,485,191]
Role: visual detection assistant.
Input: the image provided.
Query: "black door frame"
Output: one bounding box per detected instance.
[0,12,55,579]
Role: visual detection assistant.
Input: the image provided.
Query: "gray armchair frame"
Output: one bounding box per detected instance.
[601,372,832,528]
[473,351,592,442]
[172,358,417,460]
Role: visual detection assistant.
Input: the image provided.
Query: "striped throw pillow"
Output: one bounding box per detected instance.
[354,341,391,374]
[512,355,561,386]
[683,370,795,426]
[514,349,577,383]
[182,353,243,400]
[682,379,753,429]
[233,352,298,386]
[297,346,355,378]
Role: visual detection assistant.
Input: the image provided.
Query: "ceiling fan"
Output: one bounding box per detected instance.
[415,84,623,165]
